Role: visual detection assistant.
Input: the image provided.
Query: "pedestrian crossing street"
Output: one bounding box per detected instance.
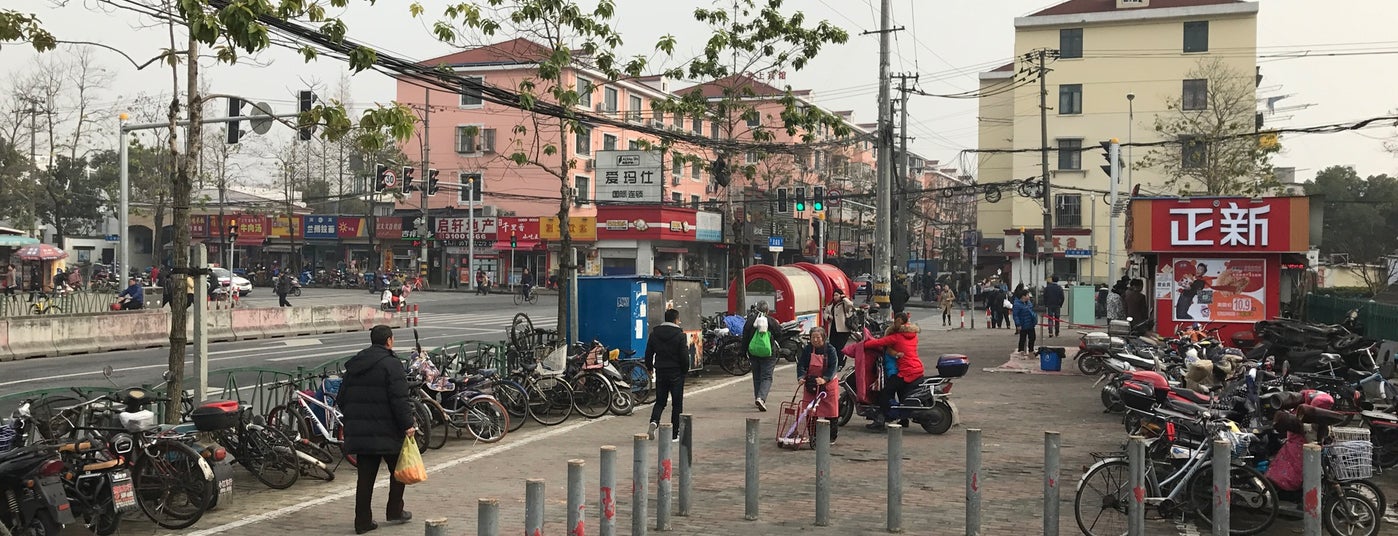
[415,311,557,331]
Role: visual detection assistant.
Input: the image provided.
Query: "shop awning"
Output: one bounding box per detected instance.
[0,235,39,247]
[655,247,693,254]
[493,240,542,250]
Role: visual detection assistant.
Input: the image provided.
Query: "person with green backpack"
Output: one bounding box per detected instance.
[742,300,777,411]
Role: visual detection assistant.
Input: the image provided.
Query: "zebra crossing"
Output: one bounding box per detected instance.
[416,310,557,331]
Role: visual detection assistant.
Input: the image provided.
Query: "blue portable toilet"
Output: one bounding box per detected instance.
[577,276,667,358]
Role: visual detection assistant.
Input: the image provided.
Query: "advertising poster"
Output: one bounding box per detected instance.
[1160,258,1266,323]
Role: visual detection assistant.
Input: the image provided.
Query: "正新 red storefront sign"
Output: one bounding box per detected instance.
[1128,196,1309,253]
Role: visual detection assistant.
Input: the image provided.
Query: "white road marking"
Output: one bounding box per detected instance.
[177,365,791,536]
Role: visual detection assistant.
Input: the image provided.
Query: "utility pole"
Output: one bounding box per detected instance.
[420,89,431,286]
[867,0,903,315]
[1036,48,1055,284]
[893,74,917,271]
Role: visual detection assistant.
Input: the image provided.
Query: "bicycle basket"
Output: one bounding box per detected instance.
[1325,440,1373,481]
[1221,431,1254,460]
[1330,426,1369,443]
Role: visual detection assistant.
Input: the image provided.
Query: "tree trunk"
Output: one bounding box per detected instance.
[165,34,201,424]
[556,118,572,339]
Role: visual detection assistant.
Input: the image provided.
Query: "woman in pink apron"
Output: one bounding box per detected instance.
[797,326,842,443]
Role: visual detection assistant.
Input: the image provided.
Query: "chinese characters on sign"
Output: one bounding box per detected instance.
[1161,257,1266,323]
[433,217,496,244]
[303,216,339,239]
[594,150,663,203]
[1168,202,1272,248]
[539,216,597,241]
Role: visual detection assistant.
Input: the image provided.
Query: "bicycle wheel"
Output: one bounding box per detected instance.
[1324,488,1380,536]
[492,380,530,432]
[617,361,653,404]
[1187,463,1278,535]
[527,377,573,426]
[133,440,215,529]
[1073,459,1131,536]
[241,426,300,490]
[513,292,523,306]
[292,437,337,481]
[413,403,432,453]
[527,292,538,304]
[572,372,612,419]
[1343,479,1387,518]
[609,388,635,416]
[334,426,357,467]
[464,397,509,443]
[423,402,449,449]
[509,313,535,353]
[265,404,310,440]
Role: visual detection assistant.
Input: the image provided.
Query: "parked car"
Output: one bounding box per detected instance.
[211,267,253,296]
[852,274,873,296]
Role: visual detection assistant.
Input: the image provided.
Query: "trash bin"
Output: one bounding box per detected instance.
[1038,347,1064,372]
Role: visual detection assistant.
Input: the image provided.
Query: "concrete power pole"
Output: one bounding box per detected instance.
[895,74,916,270]
[1036,49,1055,282]
[871,0,901,315]
[420,89,431,284]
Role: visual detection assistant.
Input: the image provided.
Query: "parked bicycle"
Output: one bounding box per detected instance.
[191,401,300,490]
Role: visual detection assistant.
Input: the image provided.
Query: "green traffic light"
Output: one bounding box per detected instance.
[796,202,806,211]
[814,201,823,211]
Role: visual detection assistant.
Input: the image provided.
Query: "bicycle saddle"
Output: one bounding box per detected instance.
[477,368,497,378]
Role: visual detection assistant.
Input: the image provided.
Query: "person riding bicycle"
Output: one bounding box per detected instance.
[519,268,534,300]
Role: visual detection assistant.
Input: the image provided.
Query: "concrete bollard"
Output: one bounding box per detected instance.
[966,429,982,536]
[815,419,832,526]
[477,498,499,536]
[1044,431,1060,536]
[600,446,617,536]
[1127,436,1146,536]
[633,433,649,536]
[525,479,545,536]
[1303,443,1321,535]
[424,518,448,536]
[887,423,904,533]
[657,423,673,531]
[745,417,759,521]
[568,459,586,536]
[678,414,693,517]
[1212,440,1230,536]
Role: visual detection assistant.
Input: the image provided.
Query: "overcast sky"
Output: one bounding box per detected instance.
[6,0,1397,186]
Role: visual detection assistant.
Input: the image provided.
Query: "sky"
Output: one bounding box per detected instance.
[5,0,1397,187]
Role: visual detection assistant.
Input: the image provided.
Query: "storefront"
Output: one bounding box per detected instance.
[374,217,404,272]
[335,216,372,271]
[541,216,599,276]
[1127,196,1315,344]
[495,217,548,286]
[434,215,497,287]
[594,206,705,276]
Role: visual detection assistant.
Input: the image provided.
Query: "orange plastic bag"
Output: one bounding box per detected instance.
[393,437,427,485]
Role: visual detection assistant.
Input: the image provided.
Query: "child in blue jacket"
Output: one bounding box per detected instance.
[1012,290,1037,356]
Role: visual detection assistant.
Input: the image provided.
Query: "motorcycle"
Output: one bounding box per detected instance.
[381,288,404,311]
[0,438,76,536]
[837,328,963,434]
[773,320,805,363]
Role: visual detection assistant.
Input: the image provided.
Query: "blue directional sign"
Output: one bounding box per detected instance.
[104,234,119,242]
[1064,248,1092,258]
[768,236,785,252]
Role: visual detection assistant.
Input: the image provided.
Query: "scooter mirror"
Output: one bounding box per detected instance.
[102,365,114,377]
[162,370,173,381]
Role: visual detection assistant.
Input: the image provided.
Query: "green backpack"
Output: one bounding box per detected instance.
[747,316,773,357]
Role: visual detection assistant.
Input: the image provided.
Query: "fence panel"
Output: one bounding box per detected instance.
[1305,294,1398,341]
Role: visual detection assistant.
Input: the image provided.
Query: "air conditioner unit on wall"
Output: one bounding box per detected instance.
[584,159,595,171]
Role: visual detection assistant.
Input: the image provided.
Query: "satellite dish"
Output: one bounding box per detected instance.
[250,101,273,135]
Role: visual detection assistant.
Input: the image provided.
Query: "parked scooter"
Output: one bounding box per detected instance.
[0,437,76,536]
[836,328,964,434]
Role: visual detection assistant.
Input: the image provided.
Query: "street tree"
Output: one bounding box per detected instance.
[1304,165,1398,295]
[1138,58,1279,196]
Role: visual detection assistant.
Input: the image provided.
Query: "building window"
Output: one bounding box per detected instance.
[1051,258,1080,282]
[628,95,643,122]
[1183,21,1209,53]
[1058,84,1082,115]
[1056,139,1082,170]
[627,139,641,150]
[690,195,701,210]
[1055,194,1082,227]
[673,112,684,130]
[602,134,617,151]
[1059,28,1083,59]
[692,115,703,134]
[603,87,618,113]
[672,153,683,176]
[745,151,758,164]
[1181,136,1206,169]
[575,175,590,203]
[458,172,483,203]
[745,111,760,128]
[710,121,719,139]
[1182,79,1208,111]
[652,102,664,122]
[576,76,593,107]
[460,76,483,107]
[691,161,700,179]
[455,126,495,154]
[671,192,682,204]
[575,127,591,156]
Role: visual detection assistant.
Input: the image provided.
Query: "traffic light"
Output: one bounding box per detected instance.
[510,232,518,249]
[375,164,388,192]
[810,219,822,240]
[411,239,422,248]
[401,166,416,193]
[226,97,245,144]
[711,157,731,187]
[227,221,238,242]
[297,90,316,141]
[1099,139,1124,180]
[795,187,807,211]
[813,186,825,211]
[427,168,440,196]
[777,188,789,213]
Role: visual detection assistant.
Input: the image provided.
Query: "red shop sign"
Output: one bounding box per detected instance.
[190,216,208,237]
[374,217,402,239]
[1129,196,1308,253]
[496,217,541,242]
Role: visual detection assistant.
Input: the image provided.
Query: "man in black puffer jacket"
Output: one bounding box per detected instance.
[339,325,414,534]
[645,308,689,441]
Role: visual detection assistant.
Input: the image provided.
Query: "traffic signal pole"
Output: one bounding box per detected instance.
[420,89,431,286]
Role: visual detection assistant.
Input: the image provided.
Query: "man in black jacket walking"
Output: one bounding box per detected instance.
[339,325,414,534]
[1043,276,1065,337]
[646,309,688,441]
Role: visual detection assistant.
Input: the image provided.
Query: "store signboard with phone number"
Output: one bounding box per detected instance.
[1161,257,1266,323]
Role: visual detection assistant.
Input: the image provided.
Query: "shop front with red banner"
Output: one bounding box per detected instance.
[1127,196,1314,345]
[594,206,703,277]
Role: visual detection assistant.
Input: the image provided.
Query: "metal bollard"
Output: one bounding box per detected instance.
[477,498,499,536]
[600,446,617,536]
[1044,431,1060,536]
[1303,443,1321,535]
[966,429,982,536]
[1127,436,1146,536]
[633,433,649,536]
[678,414,693,517]
[424,518,448,536]
[815,419,832,526]
[568,459,586,536]
[1211,440,1230,536]
[887,423,904,533]
[745,418,759,521]
[525,479,545,536]
[657,423,673,531]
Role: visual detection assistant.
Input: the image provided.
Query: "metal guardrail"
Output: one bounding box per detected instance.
[0,290,120,317]
[1306,294,1398,341]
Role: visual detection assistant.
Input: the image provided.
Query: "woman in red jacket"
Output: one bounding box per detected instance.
[862,312,923,430]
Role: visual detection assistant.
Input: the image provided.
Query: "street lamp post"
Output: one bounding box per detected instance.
[1126,93,1135,193]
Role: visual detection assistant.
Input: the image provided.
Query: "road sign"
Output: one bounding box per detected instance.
[768,235,785,252]
[381,168,397,189]
[104,234,119,242]
[250,101,273,135]
[826,189,843,207]
[1064,248,1092,258]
